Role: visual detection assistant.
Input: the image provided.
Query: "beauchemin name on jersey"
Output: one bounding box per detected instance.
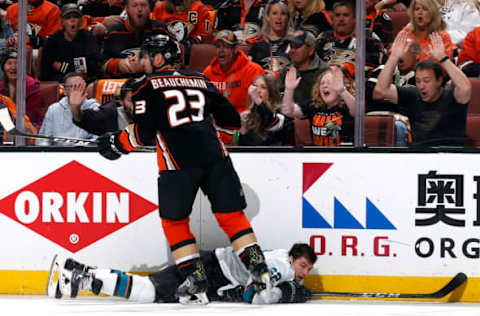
[117,69,241,171]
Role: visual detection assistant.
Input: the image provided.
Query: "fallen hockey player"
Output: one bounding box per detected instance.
[47,243,316,304]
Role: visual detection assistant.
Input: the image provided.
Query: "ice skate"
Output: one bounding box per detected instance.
[176,260,209,305]
[58,258,94,298]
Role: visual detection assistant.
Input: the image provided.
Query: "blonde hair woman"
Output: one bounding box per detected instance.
[398,0,454,61]
[248,0,294,76]
[434,0,480,45]
[289,0,332,37]
[282,66,356,146]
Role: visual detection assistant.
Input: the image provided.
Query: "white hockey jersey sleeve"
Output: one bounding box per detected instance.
[215,247,296,304]
[251,249,296,304]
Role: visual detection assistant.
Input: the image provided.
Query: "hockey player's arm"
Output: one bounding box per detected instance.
[207,83,241,144]
[246,282,311,304]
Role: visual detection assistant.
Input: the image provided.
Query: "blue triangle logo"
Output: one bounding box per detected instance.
[366,198,396,230]
[334,197,364,229]
[302,197,332,228]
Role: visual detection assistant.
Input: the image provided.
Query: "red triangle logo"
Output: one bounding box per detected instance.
[0,161,158,253]
[303,163,333,193]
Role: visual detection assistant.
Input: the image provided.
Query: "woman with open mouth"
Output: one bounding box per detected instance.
[397,0,454,62]
[248,0,294,77]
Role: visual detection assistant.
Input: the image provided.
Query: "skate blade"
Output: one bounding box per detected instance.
[179,292,209,305]
[46,254,62,299]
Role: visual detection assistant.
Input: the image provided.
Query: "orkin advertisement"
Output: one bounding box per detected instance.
[0,152,479,299]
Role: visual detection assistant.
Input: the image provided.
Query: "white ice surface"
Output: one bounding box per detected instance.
[1,296,480,316]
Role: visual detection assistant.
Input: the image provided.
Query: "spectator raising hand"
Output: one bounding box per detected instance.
[390,32,413,60]
[68,79,87,111]
[427,32,447,62]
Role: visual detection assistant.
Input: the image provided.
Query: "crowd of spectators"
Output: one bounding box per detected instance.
[1,0,480,148]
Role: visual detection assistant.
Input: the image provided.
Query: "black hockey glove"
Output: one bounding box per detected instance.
[221,285,245,302]
[277,281,312,303]
[97,131,129,160]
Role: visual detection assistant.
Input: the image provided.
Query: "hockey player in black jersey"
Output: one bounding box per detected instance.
[97,34,272,305]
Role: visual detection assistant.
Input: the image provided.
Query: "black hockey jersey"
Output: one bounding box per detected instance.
[117,69,241,170]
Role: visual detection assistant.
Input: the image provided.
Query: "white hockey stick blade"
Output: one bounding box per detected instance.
[46,254,63,299]
[0,105,15,132]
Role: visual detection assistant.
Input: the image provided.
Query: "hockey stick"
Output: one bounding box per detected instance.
[0,104,155,152]
[311,272,467,299]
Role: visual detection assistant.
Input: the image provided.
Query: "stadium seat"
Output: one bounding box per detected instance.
[34,47,42,78]
[466,114,480,146]
[386,10,410,38]
[39,81,60,107]
[294,115,396,147]
[86,79,127,104]
[184,43,217,73]
[467,78,480,114]
[365,114,395,146]
[294,119,312,146]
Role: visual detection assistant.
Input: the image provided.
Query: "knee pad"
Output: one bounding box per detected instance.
[214,211,253,242]
[161,218,196,251]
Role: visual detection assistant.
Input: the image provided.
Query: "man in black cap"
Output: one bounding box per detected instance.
[40,3,102,82]
[278,29,327,103]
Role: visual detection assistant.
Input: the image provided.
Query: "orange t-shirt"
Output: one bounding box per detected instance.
[203,50,264,114]
[152,1,212,43]
[7,0,61,40]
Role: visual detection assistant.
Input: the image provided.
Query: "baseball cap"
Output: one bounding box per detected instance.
[214,30,238,46]
[61,3,82,18]
[287,30,316,48]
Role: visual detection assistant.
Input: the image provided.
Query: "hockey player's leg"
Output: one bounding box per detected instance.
[93,270,156,303]
[214,212,272,303]
[158,169,208,304]
[162,218,209,305]
[204,157,272,302]
[55,257,100,298]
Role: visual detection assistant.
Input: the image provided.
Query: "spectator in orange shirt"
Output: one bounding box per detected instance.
[7,0,61,48]
[152,0,212,45]
[152,0,212,64]
[397,0,454,62]
[457,26,480,78]
[203,30,265,114]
